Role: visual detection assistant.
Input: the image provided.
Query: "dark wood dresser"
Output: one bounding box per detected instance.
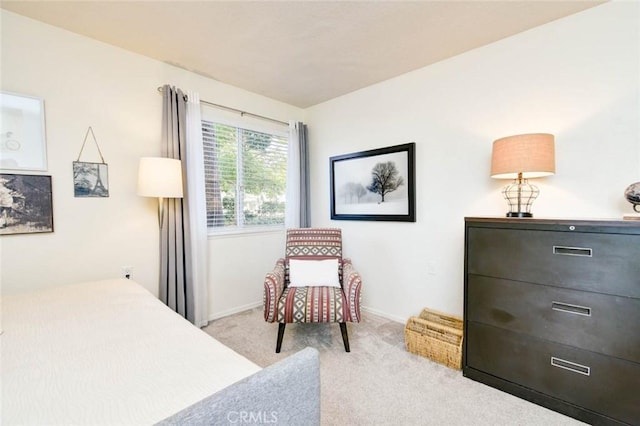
[463,217,640,425]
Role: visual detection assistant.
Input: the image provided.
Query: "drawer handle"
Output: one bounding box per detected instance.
[551,301,591,316]
[553,246,592,257]
[551,357,591,376]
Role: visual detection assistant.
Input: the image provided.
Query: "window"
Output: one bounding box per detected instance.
[202,119,288,232]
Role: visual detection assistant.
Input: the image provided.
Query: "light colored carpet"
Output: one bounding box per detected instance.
[204,308,585,426]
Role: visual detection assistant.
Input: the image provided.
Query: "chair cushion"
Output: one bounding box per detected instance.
[277,286,349,323]
[288,259,341,288]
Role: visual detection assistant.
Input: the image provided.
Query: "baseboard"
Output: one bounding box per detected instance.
[361,306,406,324]
[209,301,262,321]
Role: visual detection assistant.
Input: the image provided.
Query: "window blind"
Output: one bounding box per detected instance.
[202,120,288,230]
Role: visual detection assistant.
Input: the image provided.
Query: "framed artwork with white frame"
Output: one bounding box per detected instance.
[0,91,48,171]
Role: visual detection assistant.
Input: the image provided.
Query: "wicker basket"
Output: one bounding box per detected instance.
[404,308,463,370]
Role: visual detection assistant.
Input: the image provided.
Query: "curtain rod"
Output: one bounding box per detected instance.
[157,86,288,127]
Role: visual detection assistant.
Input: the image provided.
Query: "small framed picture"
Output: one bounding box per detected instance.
[0,91,48,171]
[330,142,416,222]
[0,173,53,235]
[73,161,109,197]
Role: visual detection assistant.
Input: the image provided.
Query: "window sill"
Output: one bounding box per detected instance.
[207,225,285,239]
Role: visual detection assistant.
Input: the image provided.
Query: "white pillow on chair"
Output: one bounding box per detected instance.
[289,258,341,288]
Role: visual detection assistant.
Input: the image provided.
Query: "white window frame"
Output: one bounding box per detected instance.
[201,107,288,236]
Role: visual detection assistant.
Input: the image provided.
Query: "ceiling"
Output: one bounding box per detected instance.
[1,1,605,108]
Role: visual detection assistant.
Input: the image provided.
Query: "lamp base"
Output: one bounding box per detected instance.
[506,212,533,218]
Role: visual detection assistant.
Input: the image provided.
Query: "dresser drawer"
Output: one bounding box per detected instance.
[467,227,640,298]
[467,275,640,363]
[466,322,640,425]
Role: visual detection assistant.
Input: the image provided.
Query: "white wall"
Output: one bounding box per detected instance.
[208,231,285,319]
[2,2,638,324]
[306,1,640,322]
[0,11,303,320]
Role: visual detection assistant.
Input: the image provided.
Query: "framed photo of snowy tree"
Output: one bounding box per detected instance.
[330,143,415,222]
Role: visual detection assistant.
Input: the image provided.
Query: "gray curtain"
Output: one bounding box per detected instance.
[160,84,195,323]
[296,122,311,228]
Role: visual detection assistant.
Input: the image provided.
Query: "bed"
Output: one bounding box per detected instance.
[1,278,320,425]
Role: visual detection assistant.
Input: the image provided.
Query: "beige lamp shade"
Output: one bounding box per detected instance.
[137,157,183,198]
[491,133,556,179]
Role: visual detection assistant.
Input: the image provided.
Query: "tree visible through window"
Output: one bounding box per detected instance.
[202,120,288,230]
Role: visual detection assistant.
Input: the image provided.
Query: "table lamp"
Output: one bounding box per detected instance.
[491,133,555,218]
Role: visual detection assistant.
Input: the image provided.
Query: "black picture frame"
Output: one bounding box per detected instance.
[0,173,54,235]
[330,142,415,222]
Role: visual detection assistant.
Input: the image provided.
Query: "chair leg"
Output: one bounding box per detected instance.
[339,322,350,352]
[275,323,286,353]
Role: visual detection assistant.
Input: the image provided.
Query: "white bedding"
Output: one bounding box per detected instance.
[1,279,261,425]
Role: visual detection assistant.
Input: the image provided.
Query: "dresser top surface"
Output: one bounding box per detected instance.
[465,217,640,233]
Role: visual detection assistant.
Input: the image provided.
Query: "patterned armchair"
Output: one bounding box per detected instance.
[263,228,363,353]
